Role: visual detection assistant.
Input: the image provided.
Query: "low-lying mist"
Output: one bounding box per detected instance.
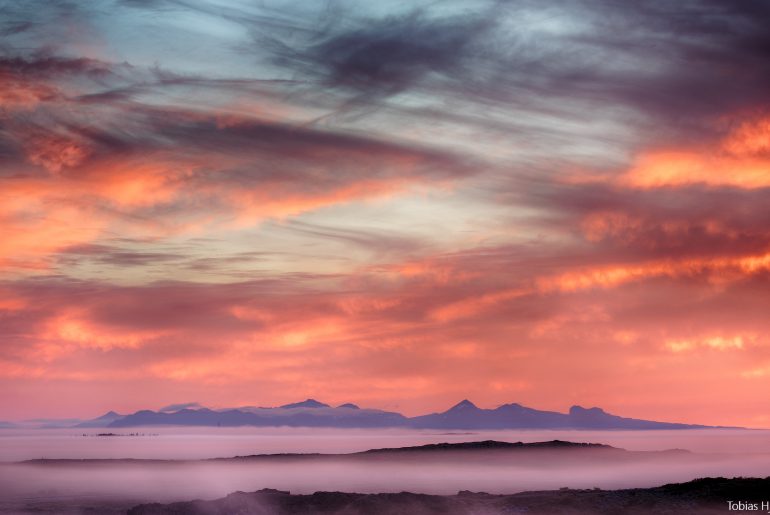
[1,428,769,505]
[2,427,768,461]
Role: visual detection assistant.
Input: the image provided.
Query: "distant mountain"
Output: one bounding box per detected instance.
[109,403,407,428]
[279,399,330,409]
[409,400,569,429]
[360,439,615,454]
[75,411,125,428]
[54,399,716,430]
[565,405,703,429]
[408,400,706,430]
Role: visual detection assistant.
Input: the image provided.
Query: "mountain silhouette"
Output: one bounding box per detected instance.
[74,410,125,428]
[109,403,406,428]
[565,405,700,429]
[74,399,715,430]
[360,439,615,454]
[410,401,707,430]
[410,400,568,429]
[279,399,330,409]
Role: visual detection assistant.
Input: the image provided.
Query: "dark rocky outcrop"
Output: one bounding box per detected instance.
[128,477,770,514]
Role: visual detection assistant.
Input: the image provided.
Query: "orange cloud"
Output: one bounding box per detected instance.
[382,257,480,285]
[0,152,445,275]
[741,366,770,379]
[22,132,92,173]
[426,250,770,323]
[429,288,529,322]
[580,211,736,244]
[0,294,27,311]
[722,116,770,157]
[665,334,754,353]
[0,202,106,271]
[620,151,770,189]
[619,117,770,189]
[540,252,770,293]
[0,73,57,110]
[39,308,168,356]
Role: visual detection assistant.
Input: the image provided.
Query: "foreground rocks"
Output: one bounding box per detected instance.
[128,477,770,514]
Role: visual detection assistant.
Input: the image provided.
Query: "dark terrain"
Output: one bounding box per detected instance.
[127,477,770,515]
[18,439,690,467]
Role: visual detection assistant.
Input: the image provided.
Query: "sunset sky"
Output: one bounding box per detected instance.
[2,0,770,427]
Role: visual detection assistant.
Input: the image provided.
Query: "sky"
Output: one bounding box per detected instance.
[1,0,770,426]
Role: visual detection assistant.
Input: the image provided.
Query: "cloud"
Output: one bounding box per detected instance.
[615,116,770,189]
[0,53,474,273]
[665,335,751,353]
[262,0,770,144]
[159,402,203,412]
[3,237,770,422]
[282,9,494,98]
[2,0,770,425]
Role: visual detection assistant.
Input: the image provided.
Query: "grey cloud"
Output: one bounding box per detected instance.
[261,0,770,146]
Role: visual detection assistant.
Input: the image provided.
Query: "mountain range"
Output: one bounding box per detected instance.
[37,398,720,430]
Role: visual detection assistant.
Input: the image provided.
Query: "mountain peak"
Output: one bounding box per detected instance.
[569,405,607,416]
[280,399,330,409]
[338,403,360,409]
[449,399,478,411]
